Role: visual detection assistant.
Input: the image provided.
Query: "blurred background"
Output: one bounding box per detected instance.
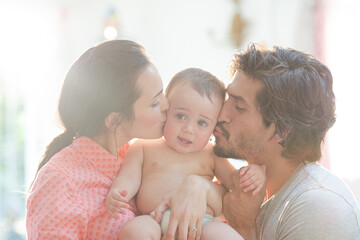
[0,0,359,238]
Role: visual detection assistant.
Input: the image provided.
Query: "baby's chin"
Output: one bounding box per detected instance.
[165,139,208,154]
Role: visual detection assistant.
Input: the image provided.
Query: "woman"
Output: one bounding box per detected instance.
[27,40,221,240]
[26,40,169,239]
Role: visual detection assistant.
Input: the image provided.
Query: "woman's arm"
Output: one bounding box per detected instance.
[154,175,225,240]
[27,169,89,239]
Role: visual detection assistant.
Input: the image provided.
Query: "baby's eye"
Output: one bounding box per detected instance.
[176,114,186,120]
[197,120,208,127]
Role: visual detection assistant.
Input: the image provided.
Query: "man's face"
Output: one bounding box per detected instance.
[213,70,275,164]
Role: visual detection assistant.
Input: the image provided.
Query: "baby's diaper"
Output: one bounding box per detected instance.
[161,208,214,235]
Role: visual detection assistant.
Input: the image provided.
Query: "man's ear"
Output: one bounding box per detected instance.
[272,133,285,144]
[105,112,122,131]
[273,129,290,145]
[270,123,289,145]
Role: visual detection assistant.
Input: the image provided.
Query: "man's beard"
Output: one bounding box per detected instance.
[213,123,243,159]
[214,137,243,159]
[213,123,264,160]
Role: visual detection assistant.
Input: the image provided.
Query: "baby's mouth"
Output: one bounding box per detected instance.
[178,137,192,144]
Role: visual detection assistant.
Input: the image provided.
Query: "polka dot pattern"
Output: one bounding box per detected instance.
[27,137,134,239]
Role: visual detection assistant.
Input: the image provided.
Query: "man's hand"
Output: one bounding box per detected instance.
[223,167,266,240]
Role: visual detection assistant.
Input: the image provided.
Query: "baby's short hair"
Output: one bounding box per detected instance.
[165,68,225,103]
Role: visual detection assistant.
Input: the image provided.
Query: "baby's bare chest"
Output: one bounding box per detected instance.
[135,149,215,214]
[143,149,213,177]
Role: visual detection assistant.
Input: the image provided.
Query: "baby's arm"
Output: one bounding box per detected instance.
[213,155,236,191]
[208,155,236,216]
[105,140,144,218]
[214,155,266,196]
[238,164,266,195]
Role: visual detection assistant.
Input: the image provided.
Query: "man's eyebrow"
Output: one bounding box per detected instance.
[226,89,249,105]
[151,89,163,100]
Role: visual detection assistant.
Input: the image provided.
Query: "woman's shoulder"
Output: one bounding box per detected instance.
[40,144,81,178]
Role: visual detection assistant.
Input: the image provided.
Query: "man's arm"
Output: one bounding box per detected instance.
[223,169,266,240]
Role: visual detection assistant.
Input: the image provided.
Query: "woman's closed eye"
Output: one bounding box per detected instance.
[152,101,160,108]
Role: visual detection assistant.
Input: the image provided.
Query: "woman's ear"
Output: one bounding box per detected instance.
[105,112,122,132]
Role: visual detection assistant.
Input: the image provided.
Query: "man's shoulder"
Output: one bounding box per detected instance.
[282,188,360,238]
[301,162,356,200]
[259,162,360,239]
[287,163,360,229]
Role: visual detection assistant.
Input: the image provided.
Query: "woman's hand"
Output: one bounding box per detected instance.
[154,175,209,240]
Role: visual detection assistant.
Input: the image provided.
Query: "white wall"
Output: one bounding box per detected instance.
[1,0,360,237]
[5,0,318,184]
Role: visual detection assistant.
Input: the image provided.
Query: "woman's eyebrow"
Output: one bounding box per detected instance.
[151,89,163,100]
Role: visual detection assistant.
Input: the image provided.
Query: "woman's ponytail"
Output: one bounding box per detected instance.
[31,40,150,188]
[36,130,75,173]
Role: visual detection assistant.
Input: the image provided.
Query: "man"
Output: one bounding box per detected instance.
[213,44,360,239]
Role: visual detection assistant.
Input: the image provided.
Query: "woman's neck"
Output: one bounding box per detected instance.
[91,130,131,157]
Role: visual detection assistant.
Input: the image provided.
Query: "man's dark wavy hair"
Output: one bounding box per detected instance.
[229,44,336,162]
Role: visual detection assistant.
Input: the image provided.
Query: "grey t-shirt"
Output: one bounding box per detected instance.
[257,162,360,240]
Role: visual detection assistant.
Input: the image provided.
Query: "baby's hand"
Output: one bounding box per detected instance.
[105,189,130,219]
[238,164,266,195]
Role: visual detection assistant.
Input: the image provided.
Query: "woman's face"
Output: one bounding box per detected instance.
[128,64,169,139]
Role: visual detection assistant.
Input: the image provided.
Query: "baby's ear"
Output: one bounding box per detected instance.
[105,112,122,131]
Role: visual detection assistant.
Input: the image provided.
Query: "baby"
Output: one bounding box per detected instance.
[105,68,266,240]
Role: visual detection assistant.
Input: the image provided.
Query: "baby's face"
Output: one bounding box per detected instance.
[163,83,222,154]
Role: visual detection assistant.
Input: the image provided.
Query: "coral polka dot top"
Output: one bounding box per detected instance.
[26,136,134,239]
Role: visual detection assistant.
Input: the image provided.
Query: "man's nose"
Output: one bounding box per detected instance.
[217,100,231,123]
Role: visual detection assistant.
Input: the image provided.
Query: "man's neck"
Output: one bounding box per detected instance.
[265,157,300,198]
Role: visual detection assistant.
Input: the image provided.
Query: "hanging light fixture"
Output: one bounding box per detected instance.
[103,7,119,40]
[231,0,246,48]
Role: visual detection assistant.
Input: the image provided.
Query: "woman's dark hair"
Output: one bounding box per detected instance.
[229,43,336,162]
[36,40,150,173]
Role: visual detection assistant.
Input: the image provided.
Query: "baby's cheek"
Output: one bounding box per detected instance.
[196,133,213,149]
[163,122,175,139]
